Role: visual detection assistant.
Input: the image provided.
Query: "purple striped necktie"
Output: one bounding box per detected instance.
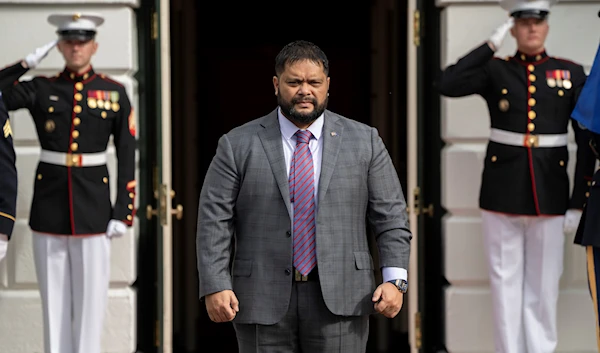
[290,130,316,276]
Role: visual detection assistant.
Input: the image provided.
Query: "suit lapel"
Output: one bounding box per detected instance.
[318,111,343,207]
[258,109,292,217]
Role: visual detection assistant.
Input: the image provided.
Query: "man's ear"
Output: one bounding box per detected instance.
[273,76,279,96]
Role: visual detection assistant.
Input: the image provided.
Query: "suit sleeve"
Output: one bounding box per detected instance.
[438,42,495,97]
[0,61,35,111]
[111,87,137,225]
[570,65,597,209]
[196,134,237,299]
[367,127,412,270]
[0,96,17,238]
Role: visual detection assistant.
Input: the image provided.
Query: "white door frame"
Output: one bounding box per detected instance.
[407,0,420,352]
[159,0,173,350]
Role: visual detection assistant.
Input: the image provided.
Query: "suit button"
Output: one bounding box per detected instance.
[286,231,291,237]
[285,268,292,275]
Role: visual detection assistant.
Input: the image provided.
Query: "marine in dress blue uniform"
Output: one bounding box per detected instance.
[0,12,137,353]
[438,1,596,352]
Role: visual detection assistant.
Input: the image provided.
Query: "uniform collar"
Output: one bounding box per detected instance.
[61,66,95,82]
[513,50,548,63]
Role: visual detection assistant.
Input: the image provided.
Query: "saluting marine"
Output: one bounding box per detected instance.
[438,1,596,353]
[0,12,136,353]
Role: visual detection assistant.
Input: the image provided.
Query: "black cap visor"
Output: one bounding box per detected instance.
[57,29,96,42]
[512,10,549,19]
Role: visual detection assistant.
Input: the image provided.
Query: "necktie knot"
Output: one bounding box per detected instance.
[295,130,312,145]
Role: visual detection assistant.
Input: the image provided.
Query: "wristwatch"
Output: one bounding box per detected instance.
[387,279,408,293]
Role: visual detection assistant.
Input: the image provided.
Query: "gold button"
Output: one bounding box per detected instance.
[529,74,536,82]
[101,111,107,119]
[502,88,508,94]
[528,98,536,107]
[37,174,42,180]
[528,86,536,94]
[528,123,535,132]
[559,160,565,167]
[129,192,135,198]
[529,111,536,120]
[73,117,81,126]
[72,130,79,138]
[586,192,590,198]
[70,73,75,79]
[103,177,108,184]
[71,142,78,151]
[521,54,526,61]
[535,54,542,61]
[83,73,89,80]
[558,90,564,97]
[74,93,82,101]
[528,64,535,71]
[491,156,497,162]
[75,82,83,91]
[74,105,82,114]
[48,106,54,113]
[589,181,592,186]
[128,204,133,210]
[127,215,133,221]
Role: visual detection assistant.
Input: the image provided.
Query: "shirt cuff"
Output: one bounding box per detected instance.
[382,267,407,283]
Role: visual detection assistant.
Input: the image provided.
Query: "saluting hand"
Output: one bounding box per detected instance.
[488,17,514,52]
[372,282,404,319]
[205,290,240,323]
[24,40,58,69]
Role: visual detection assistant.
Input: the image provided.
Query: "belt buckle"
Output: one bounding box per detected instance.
[66,153,80,167]
[294,269,308,282]
[525,135,539,148]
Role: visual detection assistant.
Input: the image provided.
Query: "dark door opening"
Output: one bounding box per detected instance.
[168,1,410,352]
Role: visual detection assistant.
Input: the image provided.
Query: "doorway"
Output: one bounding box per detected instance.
[168,1,409,352]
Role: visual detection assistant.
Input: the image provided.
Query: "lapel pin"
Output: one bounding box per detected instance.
[330,131,337,136]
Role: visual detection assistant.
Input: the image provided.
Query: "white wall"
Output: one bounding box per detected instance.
[0,2,139,352]
[438,1,600,352]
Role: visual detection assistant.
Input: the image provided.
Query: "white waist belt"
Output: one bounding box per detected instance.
[489,128,568,148]
[39,150,107,167]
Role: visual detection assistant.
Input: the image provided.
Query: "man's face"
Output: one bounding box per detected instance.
[273,59,330,126]
[57,39,98,71]
[510,17,549,53]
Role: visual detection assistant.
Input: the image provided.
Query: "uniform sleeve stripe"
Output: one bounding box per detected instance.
[0,212,15,222]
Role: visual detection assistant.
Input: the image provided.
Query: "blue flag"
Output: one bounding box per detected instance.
[572,41,600,133]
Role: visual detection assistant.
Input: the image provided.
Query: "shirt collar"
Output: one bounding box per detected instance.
[513,50,548,63]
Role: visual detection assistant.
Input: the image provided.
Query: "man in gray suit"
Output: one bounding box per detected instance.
[196,40,412,353]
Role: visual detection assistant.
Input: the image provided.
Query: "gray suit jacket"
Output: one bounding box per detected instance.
[196,108,411,325]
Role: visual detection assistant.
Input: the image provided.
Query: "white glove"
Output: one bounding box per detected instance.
[106,219,128,238]
[563,209,583,237]
[24,40,58,69]
[0,234,8,262]
[488,17,514,51]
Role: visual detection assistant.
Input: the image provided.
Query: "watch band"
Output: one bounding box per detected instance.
[388,279,408,293]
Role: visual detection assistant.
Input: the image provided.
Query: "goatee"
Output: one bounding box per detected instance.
[278,95,327,125]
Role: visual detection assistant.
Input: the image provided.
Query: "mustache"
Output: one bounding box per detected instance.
[292,97,317,105]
